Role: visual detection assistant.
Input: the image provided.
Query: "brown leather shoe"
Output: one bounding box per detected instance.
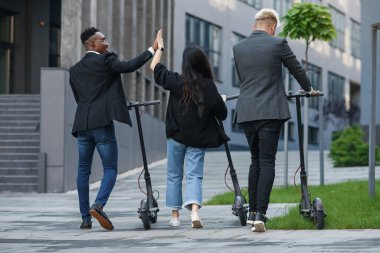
[89,204,114,230]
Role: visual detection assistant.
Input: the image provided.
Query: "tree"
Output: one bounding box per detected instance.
[279,2,336,71]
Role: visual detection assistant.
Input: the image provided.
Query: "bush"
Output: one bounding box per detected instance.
[330,125,380,167]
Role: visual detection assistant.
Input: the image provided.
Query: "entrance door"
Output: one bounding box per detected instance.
[0,11,14,94]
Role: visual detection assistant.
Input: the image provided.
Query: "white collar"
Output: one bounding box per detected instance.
[86,51,100,54]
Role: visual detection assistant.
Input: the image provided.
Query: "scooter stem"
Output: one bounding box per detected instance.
[134,106,154,208]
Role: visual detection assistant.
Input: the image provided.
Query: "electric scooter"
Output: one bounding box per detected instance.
[287,90,326,229]
[219,94,248,226]
[129,100,161,230]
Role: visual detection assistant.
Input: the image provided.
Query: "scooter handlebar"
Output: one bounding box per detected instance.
[128,100,161,108]
[287,91,324,99]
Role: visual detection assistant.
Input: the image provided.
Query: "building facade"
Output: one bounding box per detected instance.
[360,0,380,145]
[0,0,365,151]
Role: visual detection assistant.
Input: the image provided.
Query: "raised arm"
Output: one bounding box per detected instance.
[150,29,164,71]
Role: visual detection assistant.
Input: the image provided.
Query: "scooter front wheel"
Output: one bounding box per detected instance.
[237,208,247,226]
[316,210,324,229]
[141,211,151,230]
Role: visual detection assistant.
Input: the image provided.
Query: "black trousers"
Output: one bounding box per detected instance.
[241,119,282,214]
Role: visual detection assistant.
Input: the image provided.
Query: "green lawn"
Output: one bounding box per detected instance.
[204,180,380,229]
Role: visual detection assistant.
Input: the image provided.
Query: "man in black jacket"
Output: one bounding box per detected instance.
[69,27,157,230]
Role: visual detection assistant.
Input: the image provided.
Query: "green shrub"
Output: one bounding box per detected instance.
[330,125,380,167]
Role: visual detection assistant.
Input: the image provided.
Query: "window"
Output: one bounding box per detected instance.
[0,11,14,94]
[350,19,360,58]
[284,0,294,14]
[302,0,322,4]
[231,109,244,133]
[238,0,261,9]
[328,72,345,105]
[273,0,294,20]
[329,6,345,51]
[186,14,222,80]
[231,32,245,87]
[304,62,322,109]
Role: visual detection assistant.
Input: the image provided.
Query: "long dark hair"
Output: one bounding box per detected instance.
[181,45,214,117]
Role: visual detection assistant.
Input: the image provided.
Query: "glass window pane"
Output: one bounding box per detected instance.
[185,14,222,80]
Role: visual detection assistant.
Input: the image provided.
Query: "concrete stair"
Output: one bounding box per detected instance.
[0,95,40,192]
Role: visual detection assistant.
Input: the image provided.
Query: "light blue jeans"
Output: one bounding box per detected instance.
[166,138,205,211]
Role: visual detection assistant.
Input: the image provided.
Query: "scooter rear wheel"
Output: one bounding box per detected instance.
[237,208,247,226]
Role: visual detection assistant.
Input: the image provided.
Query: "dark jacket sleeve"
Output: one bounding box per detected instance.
[281,39,312,92]
[105,50,153,73]
[209,83,227,121]
[69,69,79,103]
[154,63,183,96]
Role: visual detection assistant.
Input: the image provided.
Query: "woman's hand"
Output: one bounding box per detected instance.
[157,29,164,49]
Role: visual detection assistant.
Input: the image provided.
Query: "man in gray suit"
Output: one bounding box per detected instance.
[233,8,318,232]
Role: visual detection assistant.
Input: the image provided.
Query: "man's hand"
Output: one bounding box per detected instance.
[221,94,227,102]
[309,89,320,96]
[298,87,319,96]
[152,30,160,51]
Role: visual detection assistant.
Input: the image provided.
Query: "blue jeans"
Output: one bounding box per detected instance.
[76,123,118,221]
[166,138,205,211]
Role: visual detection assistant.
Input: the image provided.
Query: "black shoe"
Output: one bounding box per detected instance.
[247,212,256,225]
[255,212,268,223]
[80,220,92,229]
[89,203,114,230]
[252,212,268,233]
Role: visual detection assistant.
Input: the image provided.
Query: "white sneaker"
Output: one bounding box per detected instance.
[252,220,266,232]
[190,212,203,228]
[169,218,181,227]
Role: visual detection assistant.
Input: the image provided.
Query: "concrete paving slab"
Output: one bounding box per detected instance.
[1,151,379,252]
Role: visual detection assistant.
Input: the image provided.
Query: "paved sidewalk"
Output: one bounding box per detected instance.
[1,151,379,252]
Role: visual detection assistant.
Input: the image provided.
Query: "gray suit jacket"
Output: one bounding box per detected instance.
[233,30,311,123]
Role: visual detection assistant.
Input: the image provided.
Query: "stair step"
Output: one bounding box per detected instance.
[0,175,38,184]
[0,126,39,134]
[0,153,39,160]
[0,121,39,127]
[0,103,40,108]
[0,183,38,192]
[0,167,38,176]
[0,133,40,140]
[0,147,40,153]
[0,109,40,115]
[0,140,40,147]
[0,115,40,121]
[0,96,40,103]
[0,160,39,167]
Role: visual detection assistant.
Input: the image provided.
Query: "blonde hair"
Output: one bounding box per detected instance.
[255,8,280,28]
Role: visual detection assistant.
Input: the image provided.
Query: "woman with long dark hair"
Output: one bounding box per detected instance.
[150,30,227,228]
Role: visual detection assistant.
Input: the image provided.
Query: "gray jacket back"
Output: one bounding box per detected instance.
[233,30,311,123]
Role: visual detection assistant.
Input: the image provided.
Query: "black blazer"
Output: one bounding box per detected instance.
[154,63,228,148]
[69,50,153,137]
